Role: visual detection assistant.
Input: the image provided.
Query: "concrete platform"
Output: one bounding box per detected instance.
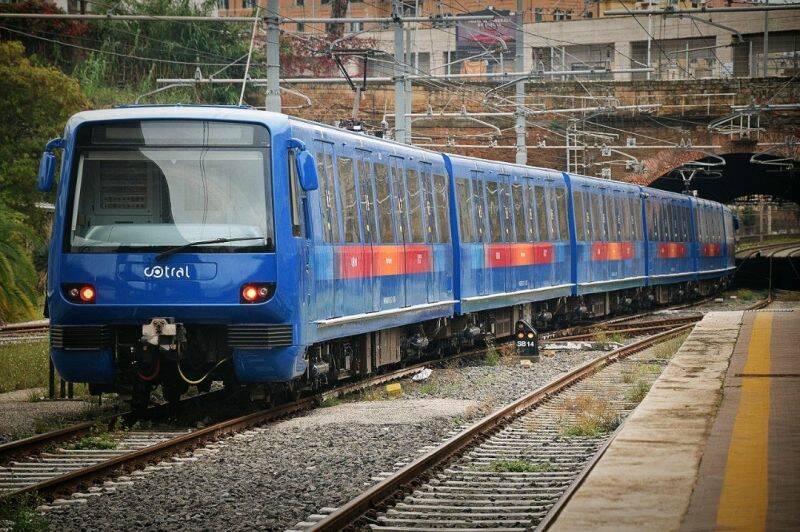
[550,309,800,531]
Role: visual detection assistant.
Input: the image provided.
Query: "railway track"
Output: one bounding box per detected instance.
[0,295,752,508]
[303,297,771,532]
[736,241,800,260]
[0,351,503,505]
[0,321,49,346]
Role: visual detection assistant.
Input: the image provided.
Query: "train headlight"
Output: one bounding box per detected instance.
[63,283,96,304]
[240,283,274,304]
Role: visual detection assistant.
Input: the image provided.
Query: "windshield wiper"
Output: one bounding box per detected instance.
[155,236,265,262]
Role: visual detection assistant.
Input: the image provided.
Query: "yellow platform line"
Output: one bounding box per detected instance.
[716,312,773,530]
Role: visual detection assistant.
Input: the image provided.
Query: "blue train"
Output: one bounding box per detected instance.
[37,106,735,406]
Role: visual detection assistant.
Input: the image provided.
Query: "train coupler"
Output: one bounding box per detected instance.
[140,318,185,351]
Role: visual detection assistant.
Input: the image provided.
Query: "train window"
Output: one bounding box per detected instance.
[535,185,549,241]
[633,198,643,240]
[433,173,451,243]
[486,180,502,242]
[337,156,360,243]
[682,206,690,241]
[601,194,617,242]
[555,187,569,241]
[671,204,679,242]
[583,192,594,241]
[374,162,394,243]
[649,201,659,241]
[406,168,424,243]
[549,187,559,240]
[619,197,630,240]
[288,153,303,237]
[421,166,436,243]
[316,150,340,243]
[696,208,704,243]
[356,156,376,244]
[455,177,474,242]
[572,191,585,241]
[589,193,603,241]
[390,160,408,242]
[512,183,526,242]
[499,179,512,242]
[609,195,619,241]
[472,172,486,242]
[668,204,677,241]
[526,184,538,241]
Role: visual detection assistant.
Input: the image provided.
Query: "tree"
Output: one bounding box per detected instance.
[0,41,88,321]
[0,198,39,323]
[0,40,88,232]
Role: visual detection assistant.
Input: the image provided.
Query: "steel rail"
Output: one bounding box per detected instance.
[0,294,736,502]
[0,352,491,503]
[309,324,697,532]
[534,296,772,530]
[0,388,230,466]
[551,322,699,343]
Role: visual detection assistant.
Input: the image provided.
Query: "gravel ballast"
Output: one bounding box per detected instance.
[42,293,767,530]
[46,347,607,531]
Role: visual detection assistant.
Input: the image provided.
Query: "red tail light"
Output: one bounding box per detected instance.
[240,283,274,304]
[63,284,96,304]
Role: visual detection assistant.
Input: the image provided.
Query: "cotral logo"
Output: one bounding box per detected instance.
[143,265,191,279]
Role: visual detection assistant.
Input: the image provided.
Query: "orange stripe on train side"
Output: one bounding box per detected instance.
[372,245,405,277]
[607,242,623,260]
[485,243,513,268]
[404,244,432,274]
[510,243,536,266]
[337,245,372,279]
[533,243,554,264]
[592,242,608,261]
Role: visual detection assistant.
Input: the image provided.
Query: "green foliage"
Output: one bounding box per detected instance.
[68,421,118,450]
[560,395,620,437]
[0,340,49,392]
[0,202,40,322]
[486,459,552,473]
[0,493,48,532]
[0,40,87,220]
[625,380,651,404]
[0,41,85,321]
[72,0,252,105]
[318,396,341,408]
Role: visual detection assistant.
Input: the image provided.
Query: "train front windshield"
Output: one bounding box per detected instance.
[67,120,274,253]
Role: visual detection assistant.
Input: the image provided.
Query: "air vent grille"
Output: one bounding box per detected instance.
[50,325,111,350]
[228,324,293,349]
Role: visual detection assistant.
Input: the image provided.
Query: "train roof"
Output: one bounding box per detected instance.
[63,107,727,209]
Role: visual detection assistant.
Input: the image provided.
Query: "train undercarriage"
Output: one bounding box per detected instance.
[91,276,731,410]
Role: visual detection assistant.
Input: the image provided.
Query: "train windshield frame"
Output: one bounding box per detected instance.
[64,120,274,253]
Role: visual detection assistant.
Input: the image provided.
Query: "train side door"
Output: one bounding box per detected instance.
[498,174,514,294]
[472,170,488,297]
[420,161,438,303]
[356,149,380,313]
[289,145,313,319]
[389,156,408,308]
[312,140,340,319]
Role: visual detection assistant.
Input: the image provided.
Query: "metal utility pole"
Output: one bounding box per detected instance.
[265,0,281,112]
[393,0,407,143]
[763,3,770,77]
[515,0,526,165]
[406,23,413,143]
